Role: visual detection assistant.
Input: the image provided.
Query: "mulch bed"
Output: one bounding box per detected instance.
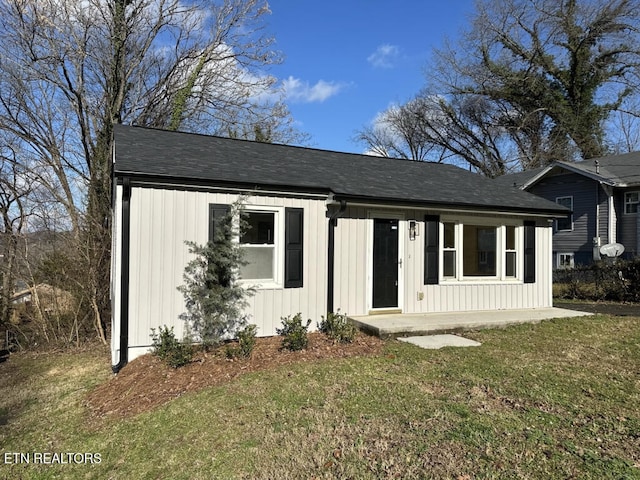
[86,332,385,420]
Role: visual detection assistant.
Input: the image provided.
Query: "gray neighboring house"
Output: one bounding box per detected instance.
[494,152,640,268]
[111,125,568,370]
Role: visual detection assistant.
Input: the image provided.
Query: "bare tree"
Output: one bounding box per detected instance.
[607,96,640,153]
[0,0,301,345]
[0,142,31,328]
[355,98,449,161]
[358,0,640,175]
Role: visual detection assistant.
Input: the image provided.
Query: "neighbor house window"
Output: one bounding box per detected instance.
[443,222,456,277]
[558,252,574,269]
[555,196,573,231]
[463,225,497,277]
[239,211,276,281]
[624,192,639,214]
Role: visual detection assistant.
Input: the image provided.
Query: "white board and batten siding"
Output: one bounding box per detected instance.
[113,188,555,365]
[112,184,328,363]
[332,206,553,317]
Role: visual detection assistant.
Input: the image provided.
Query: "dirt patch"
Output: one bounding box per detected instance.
[86,332,385,420]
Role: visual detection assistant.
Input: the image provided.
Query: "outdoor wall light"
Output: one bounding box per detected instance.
[409,220,418,240]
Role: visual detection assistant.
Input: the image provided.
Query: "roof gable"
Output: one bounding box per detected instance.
[113,125,567,215]
[496,151,640,190]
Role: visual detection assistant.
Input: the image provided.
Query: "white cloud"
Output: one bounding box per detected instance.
[282,76,345,103]
[367,44,400,68]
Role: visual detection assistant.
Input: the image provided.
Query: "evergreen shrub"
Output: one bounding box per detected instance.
[150,325,193,368]
[318,310,357,343]
[277,313,311,351]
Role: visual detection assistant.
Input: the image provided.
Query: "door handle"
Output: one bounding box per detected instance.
[398,258,403,267]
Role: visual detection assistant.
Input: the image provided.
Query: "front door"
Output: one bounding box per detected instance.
[372,218,399,308]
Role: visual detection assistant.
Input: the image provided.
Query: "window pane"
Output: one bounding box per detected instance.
[556,197,572,230]
[558,253,574,269]
[443,251,456,277]
[506,225,515,250]
[557,197,572,209]
[444,222,455,248]
[626,193,639,214]
[239,246,274,279]
[505,251,516,277]
[557,216,572,231]
[241,212,274,244]
[463,225,496,276]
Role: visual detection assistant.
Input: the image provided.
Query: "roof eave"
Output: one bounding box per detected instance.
[113,170,332,197]
[331,193,568,217]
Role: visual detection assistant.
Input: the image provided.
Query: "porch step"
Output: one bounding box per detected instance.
[349,307,593,339]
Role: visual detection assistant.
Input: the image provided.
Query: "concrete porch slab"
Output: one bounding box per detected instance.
[349,307,593,339]
[398,334,482,349]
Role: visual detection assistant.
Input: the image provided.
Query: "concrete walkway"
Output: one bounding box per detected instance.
[398,334,482,350]
[349,307,593,339]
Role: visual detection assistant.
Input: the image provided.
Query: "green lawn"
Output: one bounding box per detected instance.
[1,315,639,479]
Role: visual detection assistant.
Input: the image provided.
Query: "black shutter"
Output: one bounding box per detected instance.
[424,215,440,285]
[285,208,304,288]
[524,221,536,284]
[208,204,230,243]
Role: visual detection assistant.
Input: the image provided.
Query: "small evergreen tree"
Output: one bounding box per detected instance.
[178,200,254,348]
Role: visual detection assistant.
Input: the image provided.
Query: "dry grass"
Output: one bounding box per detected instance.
[1,315,640,479]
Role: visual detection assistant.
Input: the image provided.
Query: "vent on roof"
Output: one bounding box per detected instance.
[595,159,600,174]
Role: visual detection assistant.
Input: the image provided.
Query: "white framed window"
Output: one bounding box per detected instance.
[624,192,639,214]
[238,207,283,285]
[505,225,517,278]
[440,217,521,282]
[442,222,456,278]
[555,196,573,231]
[557,252,575,269]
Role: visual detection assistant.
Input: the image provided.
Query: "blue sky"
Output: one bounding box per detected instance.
[265,1,476,153]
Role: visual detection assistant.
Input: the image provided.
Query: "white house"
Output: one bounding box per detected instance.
[110,125,568,372]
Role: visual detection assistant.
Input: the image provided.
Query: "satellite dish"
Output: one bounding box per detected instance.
[600,243,625,257]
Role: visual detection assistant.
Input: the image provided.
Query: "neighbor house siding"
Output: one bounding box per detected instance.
[597,183,610,246]
[122,186,327,361]
[618,187,639,256]
[528,172,596,265]
[332,206,553,317]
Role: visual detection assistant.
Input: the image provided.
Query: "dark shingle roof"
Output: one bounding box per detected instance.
[493,166,547,189]
[559,151,640,186]
[114,124,567,215]
[495,151,640,189]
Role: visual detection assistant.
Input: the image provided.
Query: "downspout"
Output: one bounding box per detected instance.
[601,184,616,244]
[326,197,347,314]
[594,183,601,261]
[112,177,131,373]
